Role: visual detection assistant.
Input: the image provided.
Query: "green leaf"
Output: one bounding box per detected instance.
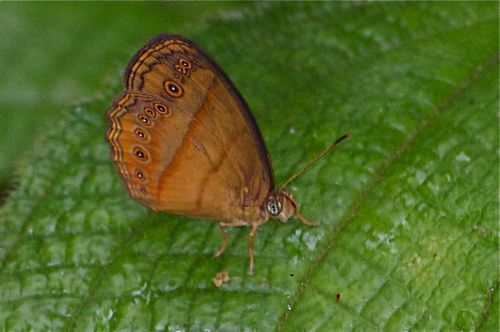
[1,2,498,331]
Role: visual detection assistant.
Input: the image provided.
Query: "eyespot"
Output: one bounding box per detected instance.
[175,64,187,74]
[139,187,147,194]
[134,128,148,141]
[137,114,151,126]
[154,103,171,116]
[135,169,146,181]
[133,147,149,162]
[164,80,183,98]
[144,107,156,118]
[179,58,192,69]
[267,200,282,216]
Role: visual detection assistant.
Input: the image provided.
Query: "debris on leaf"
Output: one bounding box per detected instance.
[212,271,230,287]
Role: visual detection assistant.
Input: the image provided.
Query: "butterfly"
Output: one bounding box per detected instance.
[106,34,349,274]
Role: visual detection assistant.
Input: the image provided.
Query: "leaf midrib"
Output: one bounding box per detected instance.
[276,51,499,331]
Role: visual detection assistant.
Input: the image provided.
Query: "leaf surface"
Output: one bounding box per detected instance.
[0,2,498,331]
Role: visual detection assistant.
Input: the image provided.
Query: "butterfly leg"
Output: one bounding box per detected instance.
[295,211,320,226]
[213,223,229,258]
[247,222,259,275]
[213,220,247,259]
[282,191,320,226]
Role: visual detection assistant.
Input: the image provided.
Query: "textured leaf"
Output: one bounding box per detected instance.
[0,2,498,331]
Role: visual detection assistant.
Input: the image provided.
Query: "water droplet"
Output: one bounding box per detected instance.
[303,232,320,250]
[456,152,471,162]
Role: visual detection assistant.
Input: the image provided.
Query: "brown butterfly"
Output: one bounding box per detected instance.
[107,34,349,274]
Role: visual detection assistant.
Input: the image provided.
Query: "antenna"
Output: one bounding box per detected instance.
[279,133,351,190]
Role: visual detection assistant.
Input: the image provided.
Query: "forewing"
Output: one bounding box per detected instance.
[107,34,274,222]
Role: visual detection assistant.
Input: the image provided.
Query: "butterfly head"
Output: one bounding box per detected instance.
[265,190,297,223]
[265,133,350,225]
[265,189,319,226]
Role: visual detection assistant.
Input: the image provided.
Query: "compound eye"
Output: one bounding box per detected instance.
[267,200,282,216]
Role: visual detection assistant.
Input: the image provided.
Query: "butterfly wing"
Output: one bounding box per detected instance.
[107,34,274,222]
